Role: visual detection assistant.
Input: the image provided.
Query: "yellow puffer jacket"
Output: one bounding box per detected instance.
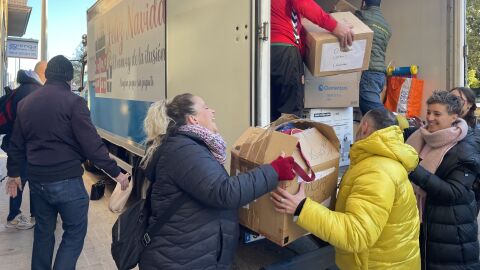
[297,126,421,270]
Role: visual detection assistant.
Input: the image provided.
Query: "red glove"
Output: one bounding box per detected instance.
[270,156,296,181]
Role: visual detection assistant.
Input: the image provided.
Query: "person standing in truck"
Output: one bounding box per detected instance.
[270,0,354,121]
[355,0,392,115]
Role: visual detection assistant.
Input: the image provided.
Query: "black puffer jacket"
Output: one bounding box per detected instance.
[1,70,42,152]
[139,132,278,270]
[409,131,480,270]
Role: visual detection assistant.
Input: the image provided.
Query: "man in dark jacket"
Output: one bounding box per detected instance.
[356,0,392,115]
[3,67,44,230]
[6,55,129,270]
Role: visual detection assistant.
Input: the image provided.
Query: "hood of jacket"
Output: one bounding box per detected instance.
[17,70,43,86]
[350,125,419,172]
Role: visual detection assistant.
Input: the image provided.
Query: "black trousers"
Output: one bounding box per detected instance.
[270,45,304,122]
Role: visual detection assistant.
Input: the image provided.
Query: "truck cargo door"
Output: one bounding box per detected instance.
[166,0,253,155]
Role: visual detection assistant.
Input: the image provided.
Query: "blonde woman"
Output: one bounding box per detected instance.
[138,93,295,270]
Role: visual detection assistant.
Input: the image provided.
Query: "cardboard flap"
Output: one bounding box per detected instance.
[262,132,298,163]
[269,114,300,130]
[284,119,341,150]
[293,128,339,167]
[233,127,264,159]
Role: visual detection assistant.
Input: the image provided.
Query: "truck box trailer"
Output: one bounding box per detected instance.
[84,0,466,268]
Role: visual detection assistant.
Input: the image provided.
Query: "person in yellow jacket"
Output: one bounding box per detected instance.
[271,108,421,270]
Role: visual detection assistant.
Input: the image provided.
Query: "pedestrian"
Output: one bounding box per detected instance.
[356,0,392,115]
[3,63,45,230]
[138,93,296,270]
[34,60,47,84]
[406,90,480,270]
[270,0,354,121]
[272,107,421,269]
[6,55,129,270]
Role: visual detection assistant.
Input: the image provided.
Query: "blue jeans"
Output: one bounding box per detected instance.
[8,162,34,221]
[30,177,89,270]
[359,71,387,115]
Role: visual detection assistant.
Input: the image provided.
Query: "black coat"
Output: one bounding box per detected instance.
[1,70,42,152]
[409,131,480,270]
[7,80,120,182]
[139,132,278,270]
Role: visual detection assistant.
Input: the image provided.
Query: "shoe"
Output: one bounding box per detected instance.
[30,217,36,226]
[6,214,34,230]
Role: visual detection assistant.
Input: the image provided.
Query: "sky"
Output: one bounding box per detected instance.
[8,0,96,84]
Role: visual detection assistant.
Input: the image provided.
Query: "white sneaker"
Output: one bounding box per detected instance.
[6,214,34,230]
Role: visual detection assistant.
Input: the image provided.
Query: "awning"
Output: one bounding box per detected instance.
[7,3,32,37]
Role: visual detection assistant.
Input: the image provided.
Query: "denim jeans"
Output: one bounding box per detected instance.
[8,162,35,221]
[30,177,89,270]
[359,70,387,115]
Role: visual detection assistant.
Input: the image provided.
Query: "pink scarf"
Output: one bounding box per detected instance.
[178,124,227,164]
[406,118,469,221]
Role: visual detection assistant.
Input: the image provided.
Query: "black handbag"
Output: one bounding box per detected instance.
[90,180,105,200]
[111,193,189,270]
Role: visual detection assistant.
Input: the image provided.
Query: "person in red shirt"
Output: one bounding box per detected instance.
[270,0,354,121]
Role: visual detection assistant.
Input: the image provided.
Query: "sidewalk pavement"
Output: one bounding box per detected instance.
[0,146,124,270]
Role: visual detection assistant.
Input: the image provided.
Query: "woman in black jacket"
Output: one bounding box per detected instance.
[139,93,295,270]
[406,90,480,270]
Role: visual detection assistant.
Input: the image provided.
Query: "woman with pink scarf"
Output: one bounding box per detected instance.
[406,90,480,270]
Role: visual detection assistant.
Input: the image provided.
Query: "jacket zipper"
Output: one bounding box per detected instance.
[423,205,428,270]
[118,219,121,242]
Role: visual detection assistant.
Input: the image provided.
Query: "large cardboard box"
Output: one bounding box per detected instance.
[304,12,373,77]
[304,108,353,166]
[304,67,360,108]
[231,117,340,246]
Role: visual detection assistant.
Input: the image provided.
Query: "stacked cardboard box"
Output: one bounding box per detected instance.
[303,11,372,166]
[304,108,353,167]
[231,117,340,246]
[303,12,373,77]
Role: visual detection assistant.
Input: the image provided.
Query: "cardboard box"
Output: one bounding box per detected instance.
[304,67,360,108]
[335,0,358,13]
[231,117,340,246]
[304,12,373,77]
[304,108,353,166]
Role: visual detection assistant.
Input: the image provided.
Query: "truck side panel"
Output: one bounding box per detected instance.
[166,0,253,154]
[87,0,166,155]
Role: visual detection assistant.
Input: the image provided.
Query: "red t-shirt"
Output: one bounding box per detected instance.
[271,0,337,52]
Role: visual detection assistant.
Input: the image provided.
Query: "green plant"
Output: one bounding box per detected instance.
[468,69,480,89]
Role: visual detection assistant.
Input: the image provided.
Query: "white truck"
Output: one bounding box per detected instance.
[83,0,467,268]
